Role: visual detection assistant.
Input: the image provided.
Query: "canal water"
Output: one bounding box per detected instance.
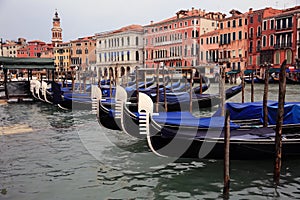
[1,83,300,199]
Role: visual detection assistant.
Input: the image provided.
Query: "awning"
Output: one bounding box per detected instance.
[0,57,55,70]
[243,69,255,75]
[226,70,240,75]
[268,68,280,73]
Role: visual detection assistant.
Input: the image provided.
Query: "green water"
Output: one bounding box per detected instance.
[1,83,300,199]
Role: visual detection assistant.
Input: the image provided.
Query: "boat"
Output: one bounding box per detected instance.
[138,94,300,159]
[117,84,242,138]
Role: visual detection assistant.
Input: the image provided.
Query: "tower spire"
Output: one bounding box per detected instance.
[51,9,62,46]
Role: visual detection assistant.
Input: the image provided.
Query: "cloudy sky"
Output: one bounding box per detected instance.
[0,0,297,42]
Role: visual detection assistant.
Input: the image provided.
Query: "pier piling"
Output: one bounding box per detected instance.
[263,64,270,127]
[223,110,230,198]
[274,60,287,185]
[251,71,254,102]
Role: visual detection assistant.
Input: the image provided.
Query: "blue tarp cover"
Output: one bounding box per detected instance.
[223,101,300,125]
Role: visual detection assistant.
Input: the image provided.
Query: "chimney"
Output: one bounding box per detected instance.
[150,20,154,25]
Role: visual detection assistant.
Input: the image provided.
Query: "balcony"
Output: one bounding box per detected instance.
[274,43,292,49]
[206,59,218,63]
[154,39,182,47]
[153,56,182,62]
[218,58,230,63]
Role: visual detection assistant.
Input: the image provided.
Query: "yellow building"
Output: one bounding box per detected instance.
[53,42,71,72]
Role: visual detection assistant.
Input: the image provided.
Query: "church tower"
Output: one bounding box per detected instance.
[51,10,62,46]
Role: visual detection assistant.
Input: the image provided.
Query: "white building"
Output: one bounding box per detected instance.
[95,24,144,80]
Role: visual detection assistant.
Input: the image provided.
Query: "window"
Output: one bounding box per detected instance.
[232,50,236,58]
[270,19,274,29]
[233,20,236,27]
[288,17,292,28]
[258,15,261,22]
[275,51,280,64]
[263,21,267,31]
[201,38,203,45]
[249,28,254,38]
[270,35,274,46]
[262,36,267,47]
[239,18,242,26]
[238,31,242,40]
[127,51,130,61]
[249,56,253,65]
[127,37,130,45]
[286,49,292,64]
[135,51,139,61]
[220,22,223,29]
[227,21,231,28]
[257,26,261,37]
[232,32,236,41]
[250,16,253,23]
[135,37,139,46]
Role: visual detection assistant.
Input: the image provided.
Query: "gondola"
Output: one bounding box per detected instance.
[118,84,242,138]
[138,93,300,159]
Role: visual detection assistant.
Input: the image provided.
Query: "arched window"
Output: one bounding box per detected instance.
[286,49,292,64]
[262,36,267,47]
[275,51,280,65]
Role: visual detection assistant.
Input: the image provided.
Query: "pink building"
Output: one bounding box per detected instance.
[144,8,225,69]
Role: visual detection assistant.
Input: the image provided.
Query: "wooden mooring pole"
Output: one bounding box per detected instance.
[156,65,159,113]
[189,69,193,113]
[274,60,287,185]
[241,71,245,103]
[251,71,254,102]
[163,64,167,112]
[223,110,230,198]
[135,66,139,103]
[220,67,226,116]
[263,64,270,127]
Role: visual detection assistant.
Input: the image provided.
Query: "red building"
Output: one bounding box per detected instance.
[144,8,225,69]
[247,7,282,75]
[273,6,300,68]
[17,40,53,58]
[247,6,300,75]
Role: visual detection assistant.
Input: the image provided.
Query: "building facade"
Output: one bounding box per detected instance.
[1,38,26,57]
[69,36,96,71]
[53,42,71,72]
[144,8,224,70]
[95,24,144,79]
[199,29,220,78]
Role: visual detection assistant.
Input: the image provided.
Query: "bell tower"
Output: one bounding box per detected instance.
[51,10,62,46]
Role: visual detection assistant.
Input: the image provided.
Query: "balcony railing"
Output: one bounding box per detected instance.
[218,58,230,63]
[274,43,292,49]
[153,56,182,62]
[154,39,182,47]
